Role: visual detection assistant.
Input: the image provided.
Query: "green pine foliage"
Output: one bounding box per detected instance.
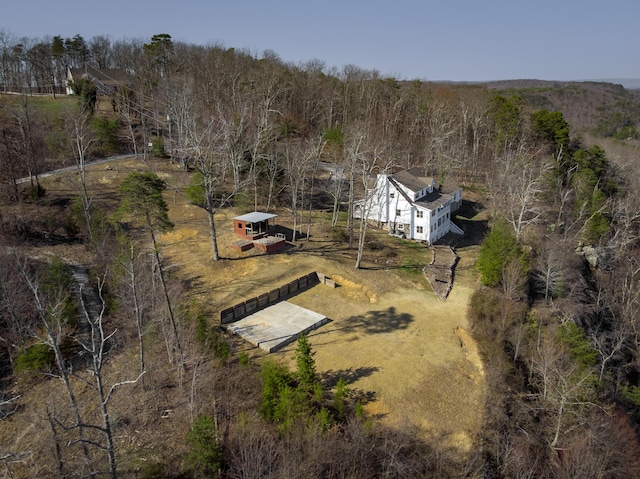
[272,384,306,432]
[613,125,639,140]
[259,360,296,423]
[559,322,597,368]
[238,351,250,366]
[333,377,349,419]
[185,171,206,208]
[42,255,73,293]
[91,117,121,156]
[211,333,230,361]
[26,183,46,201]
[70,78,97,113]
[259,335,355,434]
[323,126,344,147]
[313,407,333,433]
[295,333,318,389]
[116,172,173,232]
[531,109,570,155]
[14,343,55,376]
[476,220,527,287]
[149,137,167,157]
[621,385,640,408]
[194,310,211,351]
[490,94,524,147]
[570,145,616,242]
[185,414,222,478]
[573,146,609,182]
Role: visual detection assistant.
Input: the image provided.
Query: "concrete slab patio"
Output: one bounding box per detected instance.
[225,301,328,352]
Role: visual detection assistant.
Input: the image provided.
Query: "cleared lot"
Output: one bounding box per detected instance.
[33,156,486,453]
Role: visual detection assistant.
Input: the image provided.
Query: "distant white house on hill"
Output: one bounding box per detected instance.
[354,167,463,245]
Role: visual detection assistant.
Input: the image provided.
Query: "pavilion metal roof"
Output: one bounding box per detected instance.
[233,212,277,223]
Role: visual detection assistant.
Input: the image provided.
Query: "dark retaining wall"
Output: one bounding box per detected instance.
[220,272,321,324]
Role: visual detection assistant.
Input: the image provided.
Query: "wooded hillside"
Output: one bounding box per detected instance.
[1,33,640,478]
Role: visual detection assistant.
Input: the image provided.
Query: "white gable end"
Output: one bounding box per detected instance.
[354,169,462,245]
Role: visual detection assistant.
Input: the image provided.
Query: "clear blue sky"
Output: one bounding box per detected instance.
[3,0,639,82]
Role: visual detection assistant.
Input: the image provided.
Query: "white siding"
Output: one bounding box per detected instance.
[358,171,461,245]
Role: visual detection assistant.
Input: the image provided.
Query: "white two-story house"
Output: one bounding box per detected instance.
[354,167,463,244]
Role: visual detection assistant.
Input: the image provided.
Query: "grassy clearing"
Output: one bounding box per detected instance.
[2,157,488,464]
[148,163,487,452]
[0,93,76,116]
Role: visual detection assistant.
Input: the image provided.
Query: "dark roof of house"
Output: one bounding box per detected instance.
[389,177,452,211]
[68,66,131,93]
[415,190,453,210]
[391,168,434,193]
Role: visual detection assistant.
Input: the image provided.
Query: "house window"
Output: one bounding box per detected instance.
[396,209,401,216]
[398,223,404,230]
[390,192,395,198]
[416,226,423,234]
[416,210,423,218]
[431,210,434,217]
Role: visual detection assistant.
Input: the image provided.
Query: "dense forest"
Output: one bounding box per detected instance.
[2,32,640,478]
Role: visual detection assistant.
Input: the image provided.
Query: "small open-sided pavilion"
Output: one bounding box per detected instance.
[233,211,277,240]
[232,211,286,253]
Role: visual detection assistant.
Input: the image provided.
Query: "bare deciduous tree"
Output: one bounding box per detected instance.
[497,145,552,242]
[17,256,95,476]
[114,240,153,382]
[528,331,596,450]
[117,172,185,370]
[74,276,144,479]
[66,106,97,244]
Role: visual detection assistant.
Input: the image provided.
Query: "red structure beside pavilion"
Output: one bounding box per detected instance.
[232,212,286,253]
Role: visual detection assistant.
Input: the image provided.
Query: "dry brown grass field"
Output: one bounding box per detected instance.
[2,156,488,474]
[150,157,488,452]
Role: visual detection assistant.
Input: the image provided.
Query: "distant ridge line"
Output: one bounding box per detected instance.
[424,78,640,90]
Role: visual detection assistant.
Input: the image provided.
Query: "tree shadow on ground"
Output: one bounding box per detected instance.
[456,199,483,219]
[359,264,424,271]
[320,366,380,388]
[324,307,414,335]
[180,274,208,295]
[284,242,354,262]
[452,218,489,247]
[448,199,489,248]
[350,389,378,408]
[271,224,309,242]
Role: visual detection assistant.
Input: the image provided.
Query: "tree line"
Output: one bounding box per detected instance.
[470,102,640,476]
[1,31,640,477]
